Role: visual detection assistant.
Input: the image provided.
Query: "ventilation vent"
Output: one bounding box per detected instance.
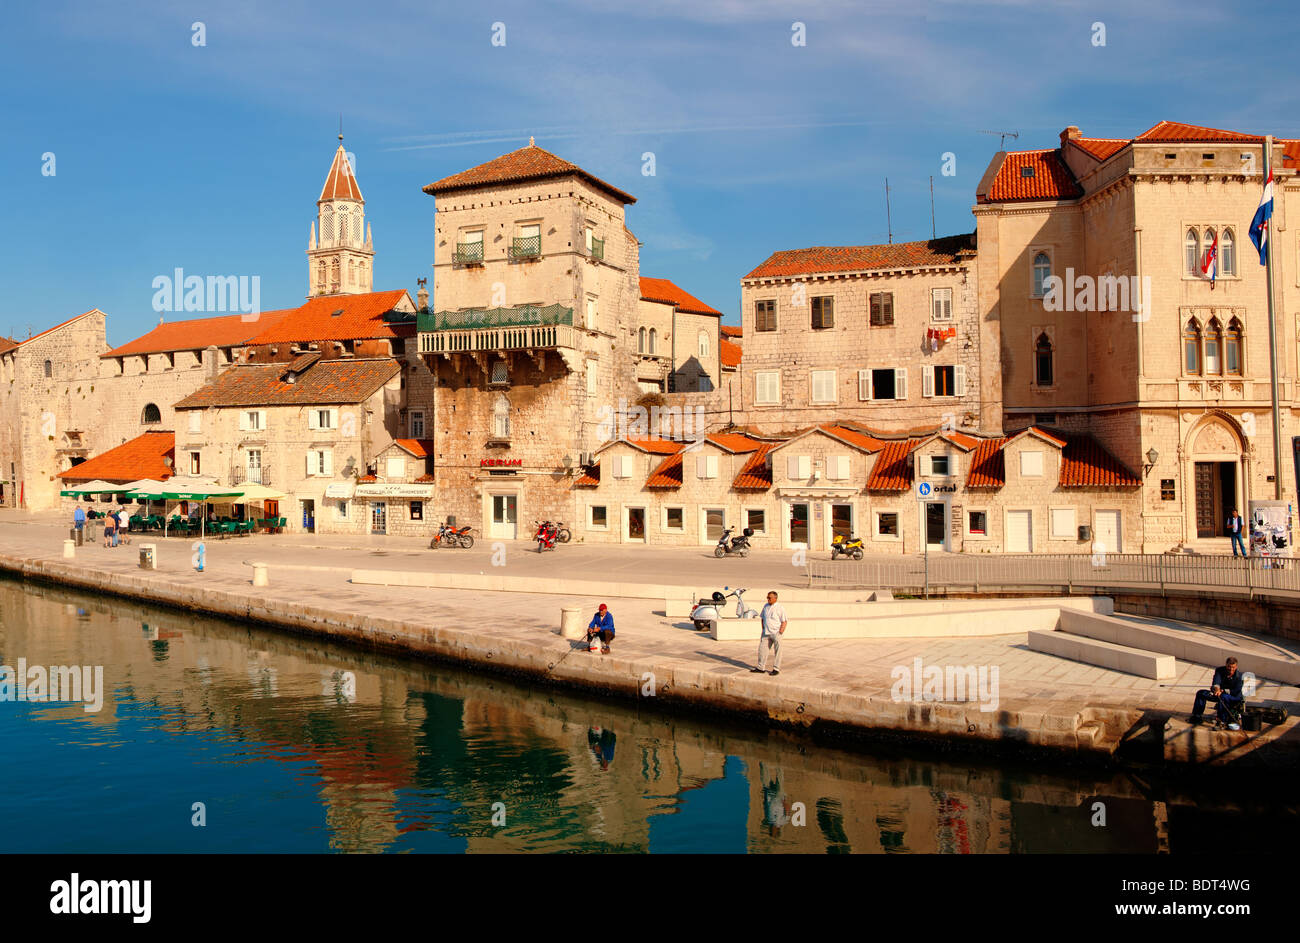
[331,309,344,317]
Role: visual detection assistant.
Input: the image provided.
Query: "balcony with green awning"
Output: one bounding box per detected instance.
[417,304,579,355]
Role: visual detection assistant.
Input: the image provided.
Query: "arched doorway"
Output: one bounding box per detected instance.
[1185,415,1246,539]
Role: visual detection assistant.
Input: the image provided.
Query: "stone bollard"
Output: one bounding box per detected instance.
[63,539,75,559]
[139,543,157,569]
[559,606,583,638]
[252,563,269,587]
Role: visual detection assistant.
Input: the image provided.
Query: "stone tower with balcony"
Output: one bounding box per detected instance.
[418,139,643,537]
[307,136,375,297]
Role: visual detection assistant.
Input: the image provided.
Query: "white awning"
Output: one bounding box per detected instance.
[354,483,435,499]
[325,482,355,499]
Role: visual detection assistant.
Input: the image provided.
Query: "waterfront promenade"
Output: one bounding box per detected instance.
[2,511,1297,767]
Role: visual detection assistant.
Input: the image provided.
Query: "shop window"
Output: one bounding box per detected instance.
[409,501,423,521]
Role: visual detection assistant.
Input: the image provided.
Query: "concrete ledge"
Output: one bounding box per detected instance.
[712,603,1080,640]
[1061,609,1300,685]
[667,593,1114,620]
[1029,629,1176,679]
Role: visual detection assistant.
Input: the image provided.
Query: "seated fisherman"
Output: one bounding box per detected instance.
[586,603,615,654]
[1190,656,1245,730]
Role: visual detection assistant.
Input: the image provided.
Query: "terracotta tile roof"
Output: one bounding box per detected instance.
[938,431,981,451]
[1017,425,1068,448]
[965,437,1008,488]
[104,310,296,358]
[1071,137,1129,161]
[320,144,363,202]
[58,431,174,482]
[979,150,1083,203]
[247,290,414,344]
[0,336,18,355]
[1281,140,1300,167]
[414,474,434,483]
[1135,121,1263,144]
[422,142,636,204]
[745,234,974,279]
[393,438,436,458]
[639,277,722,315]
[1059,434,1140,488]
[624,436,685,455]
[733,443,775,490]
[574,464,600,487]
[646,452,684,489]
[720,325,742,337]
[706,432,762,453]
[820,424,886,452]
[356,474,377,483]
[720,337,742,368]
[866,438,921,491]
[173,358,400,409]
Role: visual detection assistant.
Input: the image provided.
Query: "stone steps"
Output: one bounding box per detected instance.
[1028,629,1176,680]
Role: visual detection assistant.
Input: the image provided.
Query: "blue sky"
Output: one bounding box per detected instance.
[2,0,1297,346]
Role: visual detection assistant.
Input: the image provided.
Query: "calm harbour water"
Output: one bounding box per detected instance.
[0,577,1292,854]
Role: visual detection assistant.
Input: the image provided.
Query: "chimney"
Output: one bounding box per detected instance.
[202,345,218,381]
[1060,126,1081,148]
[416,278,429,312]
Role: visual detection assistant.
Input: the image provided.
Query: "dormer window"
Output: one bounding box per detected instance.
[1020,166,1035,178]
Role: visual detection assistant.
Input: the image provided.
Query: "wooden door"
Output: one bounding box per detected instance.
[1194,463,1215,538]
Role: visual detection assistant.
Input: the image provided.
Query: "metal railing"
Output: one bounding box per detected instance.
[806,552,1300,597]
[510,235,541,259]
[419,322,580,354]
[453,242,484,264]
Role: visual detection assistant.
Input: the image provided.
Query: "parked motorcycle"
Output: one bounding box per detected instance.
[690,586,760,632]
[534,520,559,552]
[429,522,474,549]
[830,533,864,561]
[713,526,752,558]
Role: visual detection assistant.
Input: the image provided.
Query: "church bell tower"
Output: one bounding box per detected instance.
[307,134,374,297]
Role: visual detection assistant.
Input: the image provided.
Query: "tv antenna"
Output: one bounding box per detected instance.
[979,129,1020,150]
[884,178,893,244]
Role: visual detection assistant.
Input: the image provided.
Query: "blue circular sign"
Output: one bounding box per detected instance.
[918,482,932,496]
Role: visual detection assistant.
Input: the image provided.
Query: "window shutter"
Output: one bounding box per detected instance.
[306,452,314,476]
[707,455,718,479]
[328,409,339,429]
[323,451,334,476]
[799,455,811,478]
[859,369,871,401]
[895,368,908,400]
[308,410,319,430]
[188,411,201,433]
[922,367,934,398]
[955,365,967,396]
[787,456,801,478]
[238,412,249,432]
[258,410,267,430]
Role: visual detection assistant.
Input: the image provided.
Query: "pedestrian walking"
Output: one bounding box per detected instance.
[751,590,788,676]
[103,512,115,548]
[1227,508,1247,558]
[117,508,131,545]
[73,504,85,545]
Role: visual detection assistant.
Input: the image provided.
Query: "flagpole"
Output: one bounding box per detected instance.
[1264,136,1284,500]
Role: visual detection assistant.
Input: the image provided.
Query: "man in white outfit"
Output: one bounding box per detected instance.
[751,590,788,676]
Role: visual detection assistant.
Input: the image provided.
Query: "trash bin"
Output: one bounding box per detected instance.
[76,526,84,546]
[138,544,155,570]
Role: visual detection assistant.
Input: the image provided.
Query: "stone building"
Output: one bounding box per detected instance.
[735,235,992,435]
[171,353,402,534]
[308,139,375,297]
[636,277,723,393]
[975,120,1300,551]
[416,141,650,540]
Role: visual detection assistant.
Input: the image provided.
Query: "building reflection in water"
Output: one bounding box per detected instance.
[0,578,1295,854]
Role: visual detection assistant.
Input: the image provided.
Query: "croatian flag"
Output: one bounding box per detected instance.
[1200,230,1218,286]
[1249,171,1274,265]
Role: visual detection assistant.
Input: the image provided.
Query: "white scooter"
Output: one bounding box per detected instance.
[690,586,760,632]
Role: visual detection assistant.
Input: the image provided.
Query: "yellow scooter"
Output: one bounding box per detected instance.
[831,534,864,560]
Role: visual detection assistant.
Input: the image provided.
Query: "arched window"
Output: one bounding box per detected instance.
[638,327,646,353]
[322,207,334,243]
[1185,229,1200,276]
[698,331,709,358]
[330,259,340,288]
[1034,332,1054,387]
[648,328,657,354]
[1203,227,1217,278]
[1031,252,1051,297]
[492,394,511,439]
[141,403,161,425]
[1205,318,1223,375]
[353,213,362,244]
[1183,319,1202,375]
[348,259,356,285]
[1221,228,1236,276]
[1226,317,1244,375]
[317,260,326,292]
[43,360,52,378]
[338,205,350,245]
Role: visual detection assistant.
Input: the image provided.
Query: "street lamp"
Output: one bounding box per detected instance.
[1144,447,1159,476]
